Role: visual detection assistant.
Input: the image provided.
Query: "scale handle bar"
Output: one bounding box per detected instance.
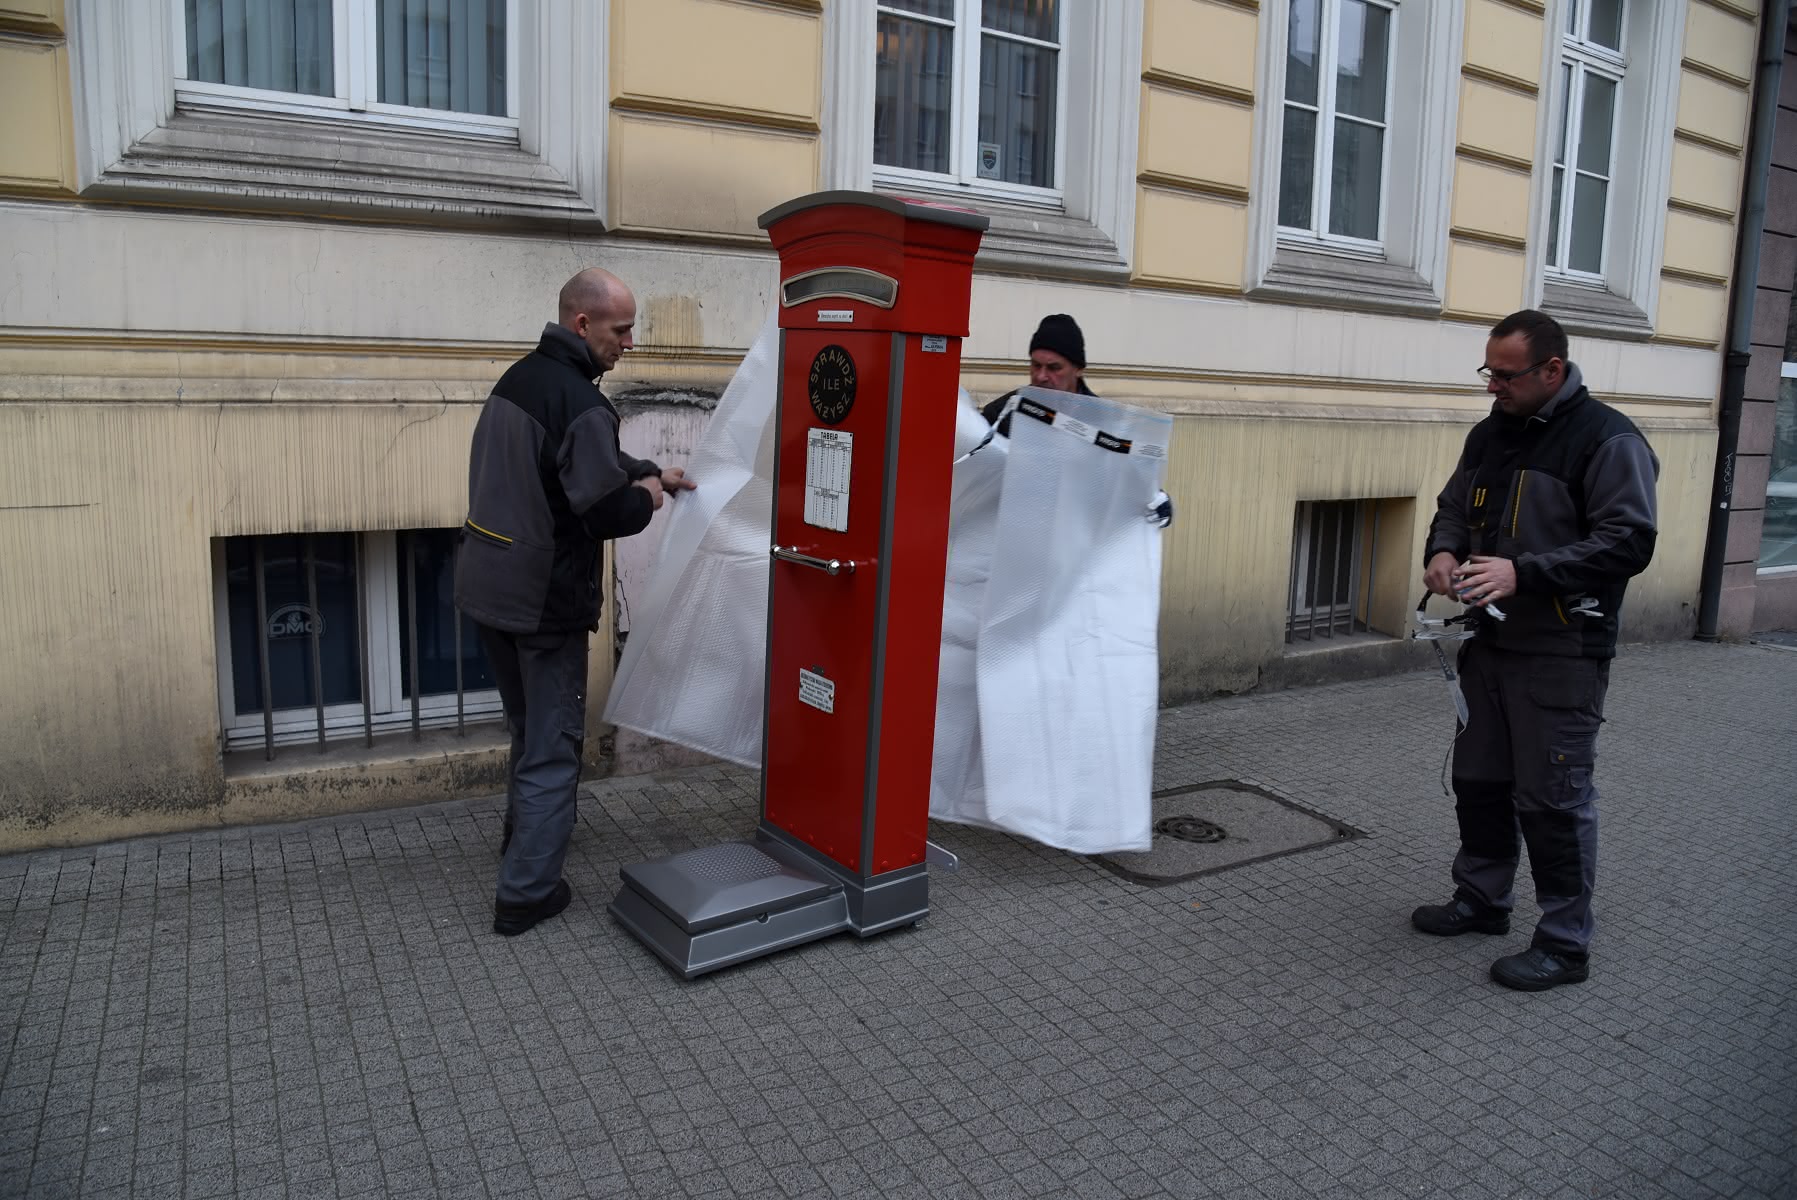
[771,545,859,576]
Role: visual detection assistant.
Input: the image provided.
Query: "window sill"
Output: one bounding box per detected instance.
[1540,280,1654,341]
[1249,247,1443,317]
[88,106,602,228]
[874,185,1130,280]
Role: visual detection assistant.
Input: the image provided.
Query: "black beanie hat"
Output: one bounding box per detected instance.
[1028,313,1086,369]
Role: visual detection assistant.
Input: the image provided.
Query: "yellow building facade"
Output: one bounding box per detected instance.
[0,0,1765,850]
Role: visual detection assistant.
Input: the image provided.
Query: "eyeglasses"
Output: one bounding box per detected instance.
[1477,360,1552,384]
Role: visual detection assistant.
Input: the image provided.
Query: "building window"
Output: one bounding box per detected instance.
[1286,500,1391,645]
[1247,0,1461,314]
[178,0,513,131]
[1277,0,1394,250]
[214,529,499,755]
[1765,369,1797,572]
[874,0,1064,199]
[1545,0,1624,281]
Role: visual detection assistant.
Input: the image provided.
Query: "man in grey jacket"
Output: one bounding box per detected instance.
[1412,309,1658,991]
[455,268,694,936]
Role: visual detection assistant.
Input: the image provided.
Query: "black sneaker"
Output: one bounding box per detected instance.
[1410,898,1510,936]
[1491,945,1588,992]
[493,880,572,937]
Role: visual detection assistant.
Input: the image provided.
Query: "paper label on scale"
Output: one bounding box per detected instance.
[804,428,852,532]
[798,668,835,714]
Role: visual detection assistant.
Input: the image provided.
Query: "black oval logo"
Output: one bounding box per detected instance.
[807,344,857,426]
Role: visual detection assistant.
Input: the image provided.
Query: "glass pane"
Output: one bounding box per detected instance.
[977,34,1057,186]
[1577,72,1617,175]
[1278,106,1318,229]
[377,0,507,117]
[1554,62,1572,166]
[1547,165,1565,268]
[1762,378,1797,569]
[398,529,495,698]
[1569,173,1607,274]
[982,0,1057,41]
[1285,0,1321,105]
[1333,0,1391,122]
[883,0,954,16]
[1328,118,1383,240]
[226,533,361,714]
[875,14,953,173]
[1587,0,1624,50]
[185,0,333,97]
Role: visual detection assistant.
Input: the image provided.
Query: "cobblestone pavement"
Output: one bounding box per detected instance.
[3,640,1793,1200]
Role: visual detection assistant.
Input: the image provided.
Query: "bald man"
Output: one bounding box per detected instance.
[455,268,695,936]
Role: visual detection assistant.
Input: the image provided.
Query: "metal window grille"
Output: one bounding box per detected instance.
[1286,499,1382,644]
[219,528,500,759]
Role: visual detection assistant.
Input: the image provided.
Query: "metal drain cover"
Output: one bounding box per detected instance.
[1154,815,1227,843]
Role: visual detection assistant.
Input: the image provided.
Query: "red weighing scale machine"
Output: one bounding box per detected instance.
[607,191,990,977]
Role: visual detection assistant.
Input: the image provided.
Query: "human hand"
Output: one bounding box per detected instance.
[1145,491,1173,529]
[634,474,665,510]
[1423,551,1460,597]
[1453,555,1516,606]
[660,466,697,493]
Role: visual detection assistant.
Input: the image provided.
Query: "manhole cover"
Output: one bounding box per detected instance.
[1100,779,1364,885]
[1154,815,1227,843]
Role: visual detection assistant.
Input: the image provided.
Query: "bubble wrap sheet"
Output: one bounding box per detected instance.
[604,337,1168,855]
[600,312,778,765]
[952,387,1171,854]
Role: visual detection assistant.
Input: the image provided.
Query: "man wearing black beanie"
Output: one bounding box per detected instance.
[980,313,1095,436]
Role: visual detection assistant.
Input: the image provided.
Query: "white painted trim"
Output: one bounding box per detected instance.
[1249,0,1461,303]
[68,0,606,225]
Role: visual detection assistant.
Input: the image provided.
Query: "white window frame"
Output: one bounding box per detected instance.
[871,0,1068,208]
[1527,0,1684,338]
[172,0,521,140]
[1544,1,1626,286]
[1247,0,1462,315]
[67,0,606,225]
[826,0,1142,276]
[212,532,502,751]
[1275,0,1397,259]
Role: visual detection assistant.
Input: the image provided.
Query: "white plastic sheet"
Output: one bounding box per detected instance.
[965,387,1172,854]
[604,335,1170,856]
[601,311,779,766]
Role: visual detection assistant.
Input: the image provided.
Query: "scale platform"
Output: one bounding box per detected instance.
[608,824,940,978]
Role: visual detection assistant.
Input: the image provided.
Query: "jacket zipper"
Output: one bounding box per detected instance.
[464,519,512,547]
[1508,470,1527,538]
[1552,596,1569,625]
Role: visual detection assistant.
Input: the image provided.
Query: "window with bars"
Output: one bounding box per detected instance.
[874,0,1064,197]
[1546,0,1624,281]
[1285,499,1389,645]
[1277,0,1395,250]
[178,0,514,132]
[213,528,500,758]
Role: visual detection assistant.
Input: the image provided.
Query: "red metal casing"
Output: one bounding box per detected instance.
[755,192,987,878]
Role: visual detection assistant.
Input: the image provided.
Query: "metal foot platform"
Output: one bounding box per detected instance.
[608,827,930,978]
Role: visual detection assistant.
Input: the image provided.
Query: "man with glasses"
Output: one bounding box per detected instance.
[1411,309,1658,991]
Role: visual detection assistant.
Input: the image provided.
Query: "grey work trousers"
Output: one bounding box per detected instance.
[1449,641,1609,957]
[478,624,590,908]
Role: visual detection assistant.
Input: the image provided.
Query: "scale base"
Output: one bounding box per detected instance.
[608,825,930,978]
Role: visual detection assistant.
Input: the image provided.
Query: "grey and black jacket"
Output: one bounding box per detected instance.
[453,323,661,635]
[1425,364,1658,658]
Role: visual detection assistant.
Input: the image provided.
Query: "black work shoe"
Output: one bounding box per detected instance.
[493,880,572,937]
[1490,946,1589,992]
[1410,898,1510,937]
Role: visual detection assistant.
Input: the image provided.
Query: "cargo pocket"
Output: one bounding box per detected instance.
[1544,737,1596,810]
[457,521,551,625]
